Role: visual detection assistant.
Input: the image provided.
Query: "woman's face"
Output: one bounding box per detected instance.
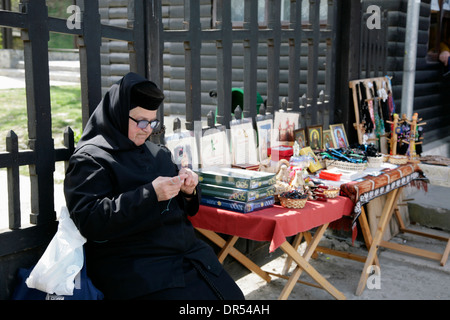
[128,107,158,146]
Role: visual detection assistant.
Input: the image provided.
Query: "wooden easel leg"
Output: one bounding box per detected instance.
[356,188,402,296]
[392,202,450,267]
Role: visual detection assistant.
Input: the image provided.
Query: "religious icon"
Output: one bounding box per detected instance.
[294,128,306,148]
[330,124,349,149]
[322,130,335,149]
[307,125,323,150]
[256,119,273,161]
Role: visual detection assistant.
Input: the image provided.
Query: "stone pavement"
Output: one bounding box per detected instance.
[234,221,450,300]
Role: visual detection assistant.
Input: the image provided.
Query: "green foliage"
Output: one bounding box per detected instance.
[0,86,83,151]
[3,0,76,49]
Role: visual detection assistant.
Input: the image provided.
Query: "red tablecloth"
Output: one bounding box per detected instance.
[189,196,354,252]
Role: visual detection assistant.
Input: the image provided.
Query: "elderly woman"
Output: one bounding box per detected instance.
[64,72,244,300]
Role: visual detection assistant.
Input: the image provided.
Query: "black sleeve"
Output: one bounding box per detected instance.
[64,152,161,241]
[179,185,201,217]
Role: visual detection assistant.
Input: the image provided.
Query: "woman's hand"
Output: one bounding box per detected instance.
[178,168,198,196]
[152,174,188,201]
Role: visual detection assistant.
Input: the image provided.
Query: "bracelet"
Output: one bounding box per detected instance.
[182,188,197,198]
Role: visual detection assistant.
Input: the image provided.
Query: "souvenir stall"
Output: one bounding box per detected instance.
[163,93,449,299]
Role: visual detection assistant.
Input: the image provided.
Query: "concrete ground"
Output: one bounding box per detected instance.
[235,222,450,300]
[235,184,450,300]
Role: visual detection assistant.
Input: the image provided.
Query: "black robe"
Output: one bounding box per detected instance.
[64,73,224,299]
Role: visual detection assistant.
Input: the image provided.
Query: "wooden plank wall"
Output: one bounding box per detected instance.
[361,0,450,145]
[100,0,338,132]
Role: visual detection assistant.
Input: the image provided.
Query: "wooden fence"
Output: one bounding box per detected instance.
[159,0,338,131]
[0,0,150,299]
[0,0,341,299]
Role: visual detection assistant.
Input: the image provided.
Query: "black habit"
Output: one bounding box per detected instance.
[64,73,243,300]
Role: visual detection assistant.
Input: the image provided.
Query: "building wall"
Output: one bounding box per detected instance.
[364,0,450,144]
[100,0,330,118]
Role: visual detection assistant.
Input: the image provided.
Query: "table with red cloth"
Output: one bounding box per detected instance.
[189,196,354,300]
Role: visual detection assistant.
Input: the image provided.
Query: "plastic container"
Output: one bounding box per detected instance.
[319,170,342,181]
[268,146,293,162]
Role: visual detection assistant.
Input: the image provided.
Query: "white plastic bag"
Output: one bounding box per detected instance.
[26,206,87,296]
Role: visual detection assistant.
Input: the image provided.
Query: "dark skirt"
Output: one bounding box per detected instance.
[134,259,245,300]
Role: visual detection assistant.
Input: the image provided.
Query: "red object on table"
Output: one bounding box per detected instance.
[189,196,354,252]
[267,145,293,161]
[319,170,342,181]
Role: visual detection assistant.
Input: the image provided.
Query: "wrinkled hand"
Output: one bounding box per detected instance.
[179,167,198,196]
[152,174,188,201]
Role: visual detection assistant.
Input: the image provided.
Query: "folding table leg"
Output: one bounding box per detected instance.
[195,228,272,283]
[441,239,450,266]
[281,232,304,275]
[355,188,401,296]
[278,223,346,300]
[358,206,380,267]
[218,235,239,263]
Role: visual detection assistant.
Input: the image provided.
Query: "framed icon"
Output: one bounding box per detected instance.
[256,118,273,161]
[200,127,231,168]
[307,125,323,150]
[294,128,307,148]
[299,146,322,173]
[272,111,299,146]
[329,123,349,149]
[322,130,335,149]
[230,118,258,165]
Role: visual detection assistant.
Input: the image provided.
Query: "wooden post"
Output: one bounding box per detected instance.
[387,113,399,155]
[306,0,320,125]
[6,131,21,230]
[78,0,102,126]
[287,0,302,113]
[21,0,55,225]
[408,113,418,158]
[183,0,202,131]
[215,0,233,127]
[243,0,259,119]
[266,0,281,114]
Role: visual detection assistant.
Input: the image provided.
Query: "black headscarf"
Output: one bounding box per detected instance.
[76,72,164,152]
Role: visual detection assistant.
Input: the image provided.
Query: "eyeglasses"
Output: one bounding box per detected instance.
[129,116,160,130]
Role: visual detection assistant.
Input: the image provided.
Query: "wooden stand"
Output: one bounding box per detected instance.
[349,77,391,150]
[355,186,450,295]
[386,112,426,158]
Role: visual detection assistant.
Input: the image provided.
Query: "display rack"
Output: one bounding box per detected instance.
[349,77,392,153]
[386,112,426,158]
